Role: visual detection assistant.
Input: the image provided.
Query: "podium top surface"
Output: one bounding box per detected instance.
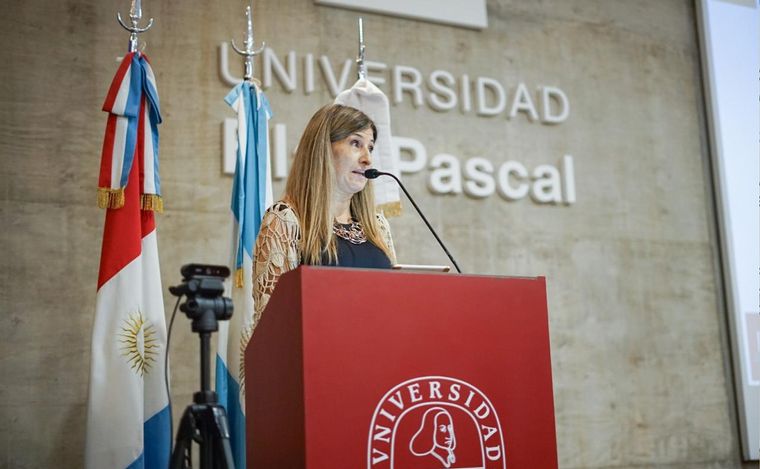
[286,264,546,282]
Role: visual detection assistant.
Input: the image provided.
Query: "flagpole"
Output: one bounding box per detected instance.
[357,17,367,80]
[117,0,154,53]
[334,17,405,217]
[231,2,266,83]
[216,4,273,469]
[87,3,170,467]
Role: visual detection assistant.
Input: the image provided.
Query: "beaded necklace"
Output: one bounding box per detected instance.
[333,220,367,244]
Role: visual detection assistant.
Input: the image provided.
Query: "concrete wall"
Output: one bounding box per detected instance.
[0,0,744,467]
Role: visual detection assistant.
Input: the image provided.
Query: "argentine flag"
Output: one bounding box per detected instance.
[85,52,170,469]
[216,81,273,469]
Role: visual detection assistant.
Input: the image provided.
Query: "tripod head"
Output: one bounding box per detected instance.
[169,264,233,333]
[169,263,234,404]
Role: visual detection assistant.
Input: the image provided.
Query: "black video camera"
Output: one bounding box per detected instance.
[169,264,233,331]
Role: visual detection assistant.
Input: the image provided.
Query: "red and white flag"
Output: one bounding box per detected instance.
[85,51,170,469]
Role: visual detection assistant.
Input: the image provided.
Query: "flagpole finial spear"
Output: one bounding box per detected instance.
[117,0,154,53]
[231,4,266,83]
[357,17,367,80]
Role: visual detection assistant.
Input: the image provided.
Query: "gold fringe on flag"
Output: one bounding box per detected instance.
[97,187,125,209]
[235,268,244,288]
[378,201,402,217]
[140,194,164,213]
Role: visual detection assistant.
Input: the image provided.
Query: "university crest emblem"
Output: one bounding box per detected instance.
[367,376,506,469]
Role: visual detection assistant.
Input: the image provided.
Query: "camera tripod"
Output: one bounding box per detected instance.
[169,265,236,469]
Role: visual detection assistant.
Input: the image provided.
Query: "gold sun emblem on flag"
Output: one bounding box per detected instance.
[119,311,159,376]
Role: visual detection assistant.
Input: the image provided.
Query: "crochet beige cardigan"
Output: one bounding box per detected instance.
[252,201,396,328]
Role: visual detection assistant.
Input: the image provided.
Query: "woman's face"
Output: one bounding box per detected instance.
[331,127,374,196]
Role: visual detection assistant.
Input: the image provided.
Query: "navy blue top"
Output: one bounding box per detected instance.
[321,227,392,269]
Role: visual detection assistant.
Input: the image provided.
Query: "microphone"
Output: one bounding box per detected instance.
[364,169,462,273]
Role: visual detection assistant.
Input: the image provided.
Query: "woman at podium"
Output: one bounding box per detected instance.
[251,104,397,325]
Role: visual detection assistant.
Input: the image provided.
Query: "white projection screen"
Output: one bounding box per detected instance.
[698,0,760,461]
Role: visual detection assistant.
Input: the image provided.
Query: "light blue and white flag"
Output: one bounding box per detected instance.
[216,81,273,469]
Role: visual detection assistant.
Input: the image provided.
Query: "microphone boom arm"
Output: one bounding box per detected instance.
[367,170,462,273]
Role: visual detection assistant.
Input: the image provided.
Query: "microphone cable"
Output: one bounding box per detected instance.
[164,294,182,452]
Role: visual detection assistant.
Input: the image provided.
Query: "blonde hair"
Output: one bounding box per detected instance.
[285,104,391,265]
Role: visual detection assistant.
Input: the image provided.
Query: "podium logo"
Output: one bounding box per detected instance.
[367,376,506,469]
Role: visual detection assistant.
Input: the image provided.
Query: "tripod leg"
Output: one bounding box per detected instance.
[195,404,235,469]
[210,405,235,469]
[170,407,196,469]
[218,438,234,469]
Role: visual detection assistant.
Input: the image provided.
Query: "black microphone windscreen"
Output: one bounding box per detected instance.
[364,169,381,179]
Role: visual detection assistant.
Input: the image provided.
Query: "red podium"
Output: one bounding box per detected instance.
[245,267,557,469]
